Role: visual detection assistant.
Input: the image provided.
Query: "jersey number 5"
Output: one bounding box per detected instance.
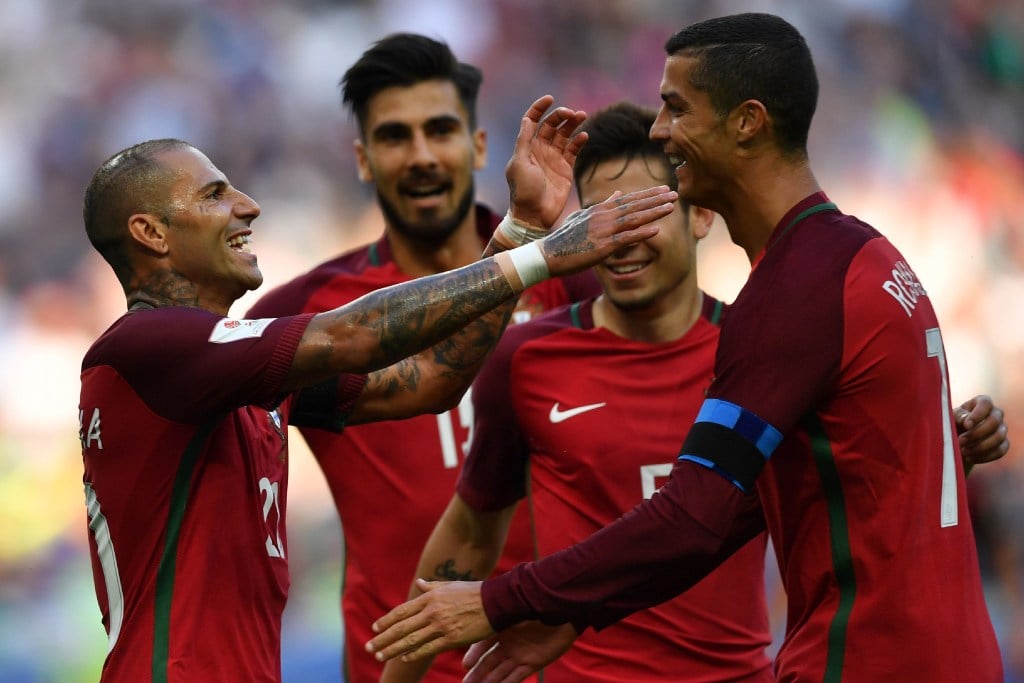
[926,327,958,528]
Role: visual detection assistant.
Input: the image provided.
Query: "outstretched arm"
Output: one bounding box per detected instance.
[365,463,764,663]
[282,181,673,392]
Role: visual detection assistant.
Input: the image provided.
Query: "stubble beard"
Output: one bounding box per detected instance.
[377,180,476,246]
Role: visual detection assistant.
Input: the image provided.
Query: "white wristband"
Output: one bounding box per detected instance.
[496,211,548,247]
[507,241,550,290]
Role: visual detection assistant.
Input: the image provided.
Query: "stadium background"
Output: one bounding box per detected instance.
[0,0,1021,680]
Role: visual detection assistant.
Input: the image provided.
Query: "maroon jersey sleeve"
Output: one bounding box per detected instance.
[481,461,765,631]
[247,261,370,431]
[83,307,313,423]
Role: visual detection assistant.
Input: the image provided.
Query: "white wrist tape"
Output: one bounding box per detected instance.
[496,211,548,247]
[507,241,550,290]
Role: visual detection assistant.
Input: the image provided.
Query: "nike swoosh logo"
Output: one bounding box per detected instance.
[549,401,607,424]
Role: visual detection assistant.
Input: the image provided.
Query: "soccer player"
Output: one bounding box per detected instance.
[78,116,677,679]
[246,34,599,682]
[366,14,1006,682]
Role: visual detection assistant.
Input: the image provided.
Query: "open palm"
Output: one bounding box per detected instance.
[505,95,588,229]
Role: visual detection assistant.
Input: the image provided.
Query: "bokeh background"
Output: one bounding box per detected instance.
[0,0,1021,681]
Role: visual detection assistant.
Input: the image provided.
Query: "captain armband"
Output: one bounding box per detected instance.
[677,399,783,492]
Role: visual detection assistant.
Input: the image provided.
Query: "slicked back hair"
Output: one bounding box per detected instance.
[82,138,190,284]
[340,32,483,137]
[574,101,681,203]
[665,13,818,155]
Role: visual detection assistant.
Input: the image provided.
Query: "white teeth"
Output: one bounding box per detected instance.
[609,263,646,275]
[227,235,251,252]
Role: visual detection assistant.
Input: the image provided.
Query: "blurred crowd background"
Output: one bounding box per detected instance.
[0,0,1021,681]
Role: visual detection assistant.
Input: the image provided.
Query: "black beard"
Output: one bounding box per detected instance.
[377,179,476,246]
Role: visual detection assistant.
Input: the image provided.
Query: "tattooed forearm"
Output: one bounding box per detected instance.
[312,258,518,375]
[361,290,515,406]
[433,558,476,581]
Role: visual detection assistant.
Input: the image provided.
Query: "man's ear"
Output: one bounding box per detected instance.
[127,213,170,255]
[690,205,716,241]
[472,127,488,171]
[733,99,768,145]
[354,139,374,183]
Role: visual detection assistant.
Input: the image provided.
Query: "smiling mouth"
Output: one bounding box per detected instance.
[402,184,449,199]
[606,262,649,275]
[227,234,252,253]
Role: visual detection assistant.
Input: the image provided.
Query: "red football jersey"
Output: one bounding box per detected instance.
[80,307,320,682]
[481,194,1002,683]
[714,193,1002,681]
[460,297,773,682]
[247,205,600,682]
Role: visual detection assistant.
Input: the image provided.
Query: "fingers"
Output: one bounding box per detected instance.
[367,616,436,662]
[366,596,440,662]
[511,96,555,160]
[537,109,587,149]
[955,394,1009,466]
[463,638,496,672]
[596,184,674,209]
[961,424,1010,465]
[462,641,499,683]
[462,644,529,683]
[955,395,991,432]
[523,95,556,124]
[514,95,587,157]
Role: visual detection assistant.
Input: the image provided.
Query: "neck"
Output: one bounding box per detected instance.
[593,284,704,344]
[387,213,484,277]
[714,157,820,263]
[125,271,230,316]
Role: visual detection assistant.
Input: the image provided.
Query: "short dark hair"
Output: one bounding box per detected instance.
[82,138,190,284]
[665,13,818,154]
[340,33,483,136]
[574,101,678,198]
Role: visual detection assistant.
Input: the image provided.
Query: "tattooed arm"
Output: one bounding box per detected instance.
[281,178,674,392]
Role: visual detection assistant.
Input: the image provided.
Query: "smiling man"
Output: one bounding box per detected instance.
[78,106,678,680]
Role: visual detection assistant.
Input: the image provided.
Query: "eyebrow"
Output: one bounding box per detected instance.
[371,114,464,138]
[197,179,228,196]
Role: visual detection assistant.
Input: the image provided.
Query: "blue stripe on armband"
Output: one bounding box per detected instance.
[694,398,783,459]
[677,399,783,492]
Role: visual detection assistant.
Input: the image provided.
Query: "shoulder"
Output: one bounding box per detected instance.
[83,307,219,370]
[502,303,579,351]
[476,304,578,390]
